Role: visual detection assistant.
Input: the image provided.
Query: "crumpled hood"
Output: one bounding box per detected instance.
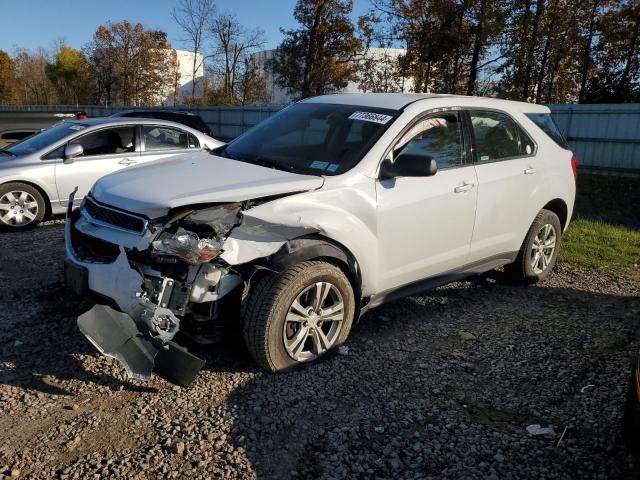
[91,151,325,218]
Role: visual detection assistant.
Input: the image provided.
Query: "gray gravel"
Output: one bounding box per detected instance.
[1,221,639,479]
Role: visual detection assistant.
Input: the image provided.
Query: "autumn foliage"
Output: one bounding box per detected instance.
[0,1,638,105]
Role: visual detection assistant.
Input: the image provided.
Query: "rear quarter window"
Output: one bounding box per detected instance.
[526,113,569,149]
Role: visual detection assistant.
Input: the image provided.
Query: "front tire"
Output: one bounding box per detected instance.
[242,260,356,372]
[0,182,46,230]
[505,209,562,284]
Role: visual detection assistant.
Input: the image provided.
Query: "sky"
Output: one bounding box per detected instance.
[0,0,372,54]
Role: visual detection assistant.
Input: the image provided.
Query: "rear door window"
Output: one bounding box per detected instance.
[143,126,189,151]
[470,111,522,163]
[516,124,536,156]
[525,113,569,149]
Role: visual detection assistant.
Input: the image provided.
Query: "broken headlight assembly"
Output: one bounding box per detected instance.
[151,228,224,265]
[150,203,242,265]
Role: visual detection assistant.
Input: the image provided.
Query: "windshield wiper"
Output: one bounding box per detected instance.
[219,148,310,175]
[253,156,302,174]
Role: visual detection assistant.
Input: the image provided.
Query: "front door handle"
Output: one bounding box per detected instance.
[454,182,475,193]
[118,158,137,166]
[524,167,537,175]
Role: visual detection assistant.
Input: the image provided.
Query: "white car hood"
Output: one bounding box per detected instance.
[91,151,325,218]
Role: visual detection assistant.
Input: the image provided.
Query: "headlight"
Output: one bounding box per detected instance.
[151,228,223,265]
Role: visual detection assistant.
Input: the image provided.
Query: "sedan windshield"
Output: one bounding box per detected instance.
[6,122,87,156]
[217,103,398,175]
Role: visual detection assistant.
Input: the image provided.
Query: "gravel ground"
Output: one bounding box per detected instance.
[1,221,639,479]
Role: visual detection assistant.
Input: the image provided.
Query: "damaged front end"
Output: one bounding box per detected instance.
[67,194,315,386]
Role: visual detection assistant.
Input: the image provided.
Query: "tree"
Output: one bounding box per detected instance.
[465,0,507,95]
[364,0,506,95]
[367,0,459,93]
[237,57,269,105]
[86,21,178,106]
[46,45,95,104]
[171,0,216,102]
[210,13,265,102]
[167,49,182,106]
[496,0,585,103]
[586,0,640,102]
[273,0,363,99]
[577,0,603,102]
[13,49,57,105]
[0,50,17,104]
[357,48,407,92]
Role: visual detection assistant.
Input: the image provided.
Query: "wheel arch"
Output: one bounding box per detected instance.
[542,198,568,231]
[255,234,363,304]
[0,179,53,218]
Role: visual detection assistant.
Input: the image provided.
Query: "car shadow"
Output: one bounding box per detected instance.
[214,278,640,479]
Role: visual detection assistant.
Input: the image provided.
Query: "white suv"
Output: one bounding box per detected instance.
[65,94,577,385]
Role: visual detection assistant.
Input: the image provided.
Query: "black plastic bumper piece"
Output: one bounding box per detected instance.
[77,304,205,387]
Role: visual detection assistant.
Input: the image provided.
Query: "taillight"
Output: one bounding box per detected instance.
[78,113,88,120]
[571,154,578,181]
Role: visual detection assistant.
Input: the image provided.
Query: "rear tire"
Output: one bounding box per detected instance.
[0,182,46,230]
[505,209,562,284]
[242,260,356,372]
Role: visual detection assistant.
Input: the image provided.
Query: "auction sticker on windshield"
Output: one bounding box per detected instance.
[349,111,393,125]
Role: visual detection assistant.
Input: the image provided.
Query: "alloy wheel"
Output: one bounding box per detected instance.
[530,223,557,274]
[0,191,39,226]
[283,281,345,362]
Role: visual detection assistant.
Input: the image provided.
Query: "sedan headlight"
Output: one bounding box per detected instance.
[151,228,224,265]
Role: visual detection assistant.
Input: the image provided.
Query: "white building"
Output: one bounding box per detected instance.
[250,47,415,105]
[160,49,205,105]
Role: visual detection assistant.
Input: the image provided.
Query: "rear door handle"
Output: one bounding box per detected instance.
[524,167,537,175]
[454,182,475,193]
[118,158,137,166]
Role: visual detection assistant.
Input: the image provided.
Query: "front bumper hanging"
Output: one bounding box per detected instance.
[78,304,205,387]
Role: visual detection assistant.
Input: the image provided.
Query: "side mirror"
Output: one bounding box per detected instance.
[379,152,438,180]
[63,144,83,164]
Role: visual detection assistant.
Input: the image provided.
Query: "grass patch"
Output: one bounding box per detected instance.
[560,219,640,272]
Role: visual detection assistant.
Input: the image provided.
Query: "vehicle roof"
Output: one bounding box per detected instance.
[114,110,197,116]
[302,93,550,114]
[68,117,203,131]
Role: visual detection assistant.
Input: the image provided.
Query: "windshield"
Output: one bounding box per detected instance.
[217,103,398,175]
[5,122,87,156]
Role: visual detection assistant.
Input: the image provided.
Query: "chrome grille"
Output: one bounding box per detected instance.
[82,196,148,234]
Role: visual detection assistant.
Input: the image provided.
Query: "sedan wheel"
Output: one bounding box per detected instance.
[283,281,345,362]
[0,183,46,230]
